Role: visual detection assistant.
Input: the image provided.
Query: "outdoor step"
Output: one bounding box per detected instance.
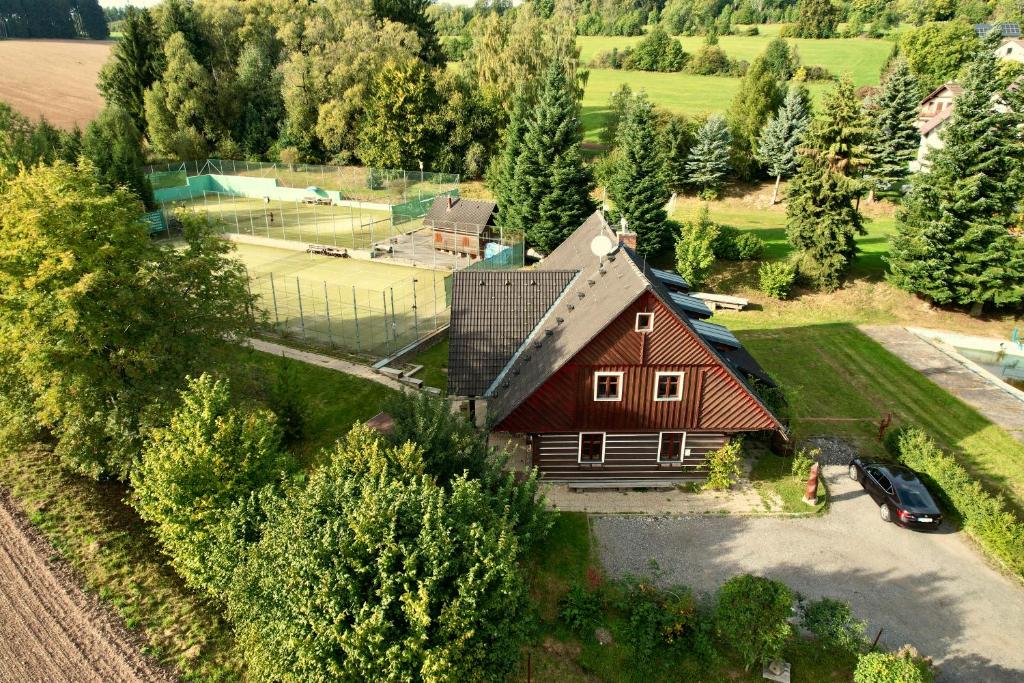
[378,366,404,379]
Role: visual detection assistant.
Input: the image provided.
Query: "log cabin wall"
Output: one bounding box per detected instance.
[532,431,728,481]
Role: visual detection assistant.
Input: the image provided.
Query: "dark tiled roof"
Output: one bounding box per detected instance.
[446,269,576,396]
[422,196,497,235]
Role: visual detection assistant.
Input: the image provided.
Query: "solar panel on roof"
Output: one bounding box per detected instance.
[691,320,740,348]
[976,23,992,37]
[668,291,713,318]
[1003,23,1021,37]
[651,267,690,290]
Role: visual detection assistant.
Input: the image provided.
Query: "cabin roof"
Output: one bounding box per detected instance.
[422,196,497,234]
[444,211,781,431]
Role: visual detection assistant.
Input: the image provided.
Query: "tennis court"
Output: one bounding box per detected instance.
[232,242,450,358]
[173,193,397,249]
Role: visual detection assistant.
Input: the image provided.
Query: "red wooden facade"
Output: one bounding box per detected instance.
[495,292,778,434]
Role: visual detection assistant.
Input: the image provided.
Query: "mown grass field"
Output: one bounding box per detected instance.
[0,348,394,681]
[579,32,893,140]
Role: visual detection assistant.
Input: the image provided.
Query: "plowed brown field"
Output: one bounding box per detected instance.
[0,39,112,129]
[0,489,174,683]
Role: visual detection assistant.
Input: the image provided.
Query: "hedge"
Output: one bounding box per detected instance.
[887,427,1024,577]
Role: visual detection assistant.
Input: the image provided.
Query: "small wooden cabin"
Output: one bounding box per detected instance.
[446,212,785,485]
[422,195,500,259]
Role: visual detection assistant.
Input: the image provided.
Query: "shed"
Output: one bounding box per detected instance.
[422,195,500,259]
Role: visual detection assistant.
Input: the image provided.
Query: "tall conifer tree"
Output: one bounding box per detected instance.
[98,7,163,134]
[608,94,671,256]
[785,77,869,290]
[514,62,596,254]
[686,115,732,199]
[728,55,783,180]
[489,87,531,235]
[756,84,811,204]
[864,59,920,196]
[889,46,1024,312]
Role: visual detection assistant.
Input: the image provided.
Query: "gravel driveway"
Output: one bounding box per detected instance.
[593,461,1024,682]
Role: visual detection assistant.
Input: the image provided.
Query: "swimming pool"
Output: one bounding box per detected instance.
[953,345,1024,390]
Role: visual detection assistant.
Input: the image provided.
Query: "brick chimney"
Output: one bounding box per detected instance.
[618,229,637,251]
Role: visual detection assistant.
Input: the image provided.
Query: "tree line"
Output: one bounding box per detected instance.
[97,0,579,179]
[0,0,107,40]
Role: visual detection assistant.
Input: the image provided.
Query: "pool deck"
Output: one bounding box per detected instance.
[860,325,1024,444]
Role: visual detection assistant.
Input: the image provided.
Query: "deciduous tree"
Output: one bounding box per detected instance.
[356,58,438,169]
[0,162,254,478]
[134,374,288,597]
[229,426,534,682]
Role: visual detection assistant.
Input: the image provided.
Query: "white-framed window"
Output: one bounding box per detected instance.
[594,371,624,401]
[653,371,684,401]
[635,311,654,332]
[578,432,606,464]
[658,432,687,463]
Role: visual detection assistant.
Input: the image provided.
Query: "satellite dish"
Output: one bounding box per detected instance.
[590,234,615,257]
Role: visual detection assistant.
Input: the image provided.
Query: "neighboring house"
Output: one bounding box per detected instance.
[998,37,1024,63]
[446,212,785,484]
[911,82,962,172]
[913,37,1024,171]
[421,195,500,259]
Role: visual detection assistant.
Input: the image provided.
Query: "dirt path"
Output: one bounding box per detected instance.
[0,490,174,683]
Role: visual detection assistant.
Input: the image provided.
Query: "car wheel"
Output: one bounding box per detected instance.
[849,465,860,482]
[879,504,892,523]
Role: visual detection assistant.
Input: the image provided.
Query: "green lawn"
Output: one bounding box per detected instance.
[408,338,449,391]
[578,33,894,83]
[727,323,1024,514]
[667,195,897,280]
[579,33,893,140]
[0,347,396,681]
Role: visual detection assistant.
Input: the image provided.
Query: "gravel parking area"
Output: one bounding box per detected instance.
[593,457,1024,682]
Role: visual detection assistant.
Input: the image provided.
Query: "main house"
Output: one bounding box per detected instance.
[446,212,785,484]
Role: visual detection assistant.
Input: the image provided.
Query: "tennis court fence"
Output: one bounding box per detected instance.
[249,267,451,358]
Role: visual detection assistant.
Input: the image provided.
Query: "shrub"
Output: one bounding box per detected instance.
[688,44,734,75]
[715,574,793,670]
[712,225,742,259]
[800,597,866,653]
[675,208,718,289]
[703,439,743,491]
[854,646,934,683]
[759,261,797,299]
[229,426,534,682]
[790,446,819,481]
[264,354,306,445]
[559,582,603,634]
[734,232,766,259]
[613,577,697,668]
[713,226,765,260]
[890,427,1024,577]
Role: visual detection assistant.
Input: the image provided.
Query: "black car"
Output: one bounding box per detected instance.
[848,459,943,530]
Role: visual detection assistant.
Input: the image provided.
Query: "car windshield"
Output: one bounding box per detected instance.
[896,487,933,508]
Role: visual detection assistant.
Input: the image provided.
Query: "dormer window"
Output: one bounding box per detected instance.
[594,372,623,401]
[635,312,654,332]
